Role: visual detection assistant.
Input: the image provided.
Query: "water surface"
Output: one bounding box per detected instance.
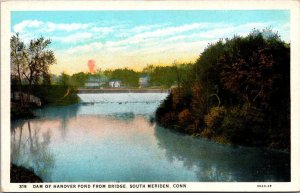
[11,93,290,182]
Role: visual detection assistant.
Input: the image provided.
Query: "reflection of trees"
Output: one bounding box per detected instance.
[108,112,135,121]
[36,104,79,138]
[154,126,290,182]
[11,120,55,181]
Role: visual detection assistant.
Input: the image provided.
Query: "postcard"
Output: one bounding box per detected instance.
[1,0,300,192]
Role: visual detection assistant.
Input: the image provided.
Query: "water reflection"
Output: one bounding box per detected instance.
[11,98,290,182]
[154,126,290,182]
[35,105,80,138]
[11,120,55,181]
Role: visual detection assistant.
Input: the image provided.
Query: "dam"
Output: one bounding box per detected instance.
[77,88,170,94]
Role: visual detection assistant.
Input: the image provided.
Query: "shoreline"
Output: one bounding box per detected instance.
[11,164,43,183]
[156,122,290,153]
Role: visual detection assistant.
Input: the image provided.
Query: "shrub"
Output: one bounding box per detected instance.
[221,106,249,145]
[160,112,177,127]
[204,106,225,134]
[200,128,214,138]
[178,109,192,127]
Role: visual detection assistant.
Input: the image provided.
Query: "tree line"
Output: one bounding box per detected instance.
[155,29,290,151]
[52,64,193,88]
[10,33,193,118]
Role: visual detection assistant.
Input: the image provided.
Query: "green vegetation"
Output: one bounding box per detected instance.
[11,34,79,119]
[143,63,194,88]
[10,33,192,120]
[52,64,193,89]
[20,85,79,106]
[156,29,290,151]
[104,68,140,87]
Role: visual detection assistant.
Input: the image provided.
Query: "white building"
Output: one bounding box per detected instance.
[139,75,150,88]
[109,80,121,88]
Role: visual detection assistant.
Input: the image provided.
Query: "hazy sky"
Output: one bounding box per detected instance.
[11,10,290,75]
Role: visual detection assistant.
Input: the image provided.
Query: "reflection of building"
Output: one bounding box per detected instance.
[109,80,121,88]
[139,75,150,88]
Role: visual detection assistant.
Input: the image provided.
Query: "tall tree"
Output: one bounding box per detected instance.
[60,72,70,87]
[11,33,26,104]
[23,37,56,94]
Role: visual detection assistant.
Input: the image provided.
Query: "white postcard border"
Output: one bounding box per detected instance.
[1,0,300,192]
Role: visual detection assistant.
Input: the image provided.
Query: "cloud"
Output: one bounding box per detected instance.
[13,20,43,33]
[44,22,91,32]
[129,24,163,33]
[58,32,93,43]
[66,42,103,54]
[103,22,230,48]
[63,21,273,57]
[14,18,288,72]
[132,23,204,39]
[13,20,91,34]
[91,26,114,34]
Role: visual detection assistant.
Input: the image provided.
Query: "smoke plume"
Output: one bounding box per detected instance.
[88,59,96,74]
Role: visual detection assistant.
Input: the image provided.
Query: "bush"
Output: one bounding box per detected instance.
[155,29,290,150]
[200,128,214,138]
[204,106,225,134]
[178,109,192,127]
[221,106,249,145]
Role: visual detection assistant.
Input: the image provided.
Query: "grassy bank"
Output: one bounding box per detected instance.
[30,85,80,106]
[12,85,80,106]
[11,85,80,120]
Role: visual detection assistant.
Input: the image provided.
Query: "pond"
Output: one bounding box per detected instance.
[11,93,290,182]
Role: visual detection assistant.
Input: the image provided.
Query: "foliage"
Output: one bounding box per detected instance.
[24,37,56,91]
[204,106,225,134]
[10,34,79,120]
[104,68,140,87]
[34,85,79,106]
[11,34,26,88]
[59,72,70,87]
[156,29,290,151]
[11,34,56,106]
[69,72,88,87]
[178,109,192,128]
[54,64,195,89]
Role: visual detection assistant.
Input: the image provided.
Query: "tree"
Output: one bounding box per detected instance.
[11,34,27,104]
[156,28,290,150]
[22,37,56,94]
[70,72,88,87]
[60,72,70,87]
[215,30,289,109]
[105,68,140,87]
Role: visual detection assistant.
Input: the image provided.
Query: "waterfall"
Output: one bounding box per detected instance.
[77,93,169,103]
[76,93,169,116]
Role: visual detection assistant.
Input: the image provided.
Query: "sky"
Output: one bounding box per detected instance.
[11,10,290,75]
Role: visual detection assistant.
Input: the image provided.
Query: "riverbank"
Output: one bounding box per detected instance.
[11,164,42,183]
[155,30,290,152]
[11,102,35,120]
[11,85,80,120]
[155,88,290,152]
